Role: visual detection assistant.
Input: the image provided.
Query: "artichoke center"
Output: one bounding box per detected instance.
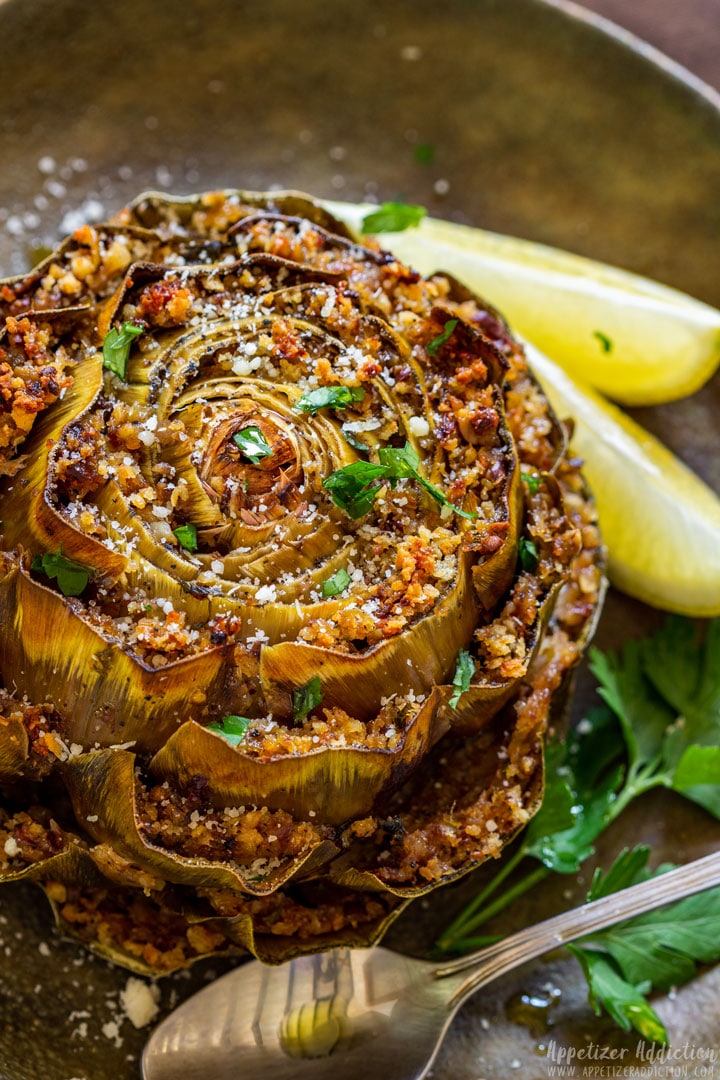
[198,409,304,521]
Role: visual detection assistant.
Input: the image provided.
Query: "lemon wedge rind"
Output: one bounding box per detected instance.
[328,200,720,408]
[524,342,720,618]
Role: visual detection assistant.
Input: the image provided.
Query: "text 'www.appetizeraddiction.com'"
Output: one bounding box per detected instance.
[540,1040,719,1078]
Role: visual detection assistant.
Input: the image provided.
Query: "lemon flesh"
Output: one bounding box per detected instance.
[328,201,720,407]
[524,342,720,616]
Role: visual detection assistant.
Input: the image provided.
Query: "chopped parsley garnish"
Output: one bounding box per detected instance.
[293,676,323,725]
[323,459,388,519]
[206,715,252,747]
[361,201,426,234]
[173,523,198,553]
[518,536,539,571]
[521,471,541,496]
[31,550,91,597]
[413,143,436,165]
[232,426,273,463]
[341,426,371,454]
[324,442,476,521]
[102,322,144,381]
[321,567,352,598]
[449,650,475,709]
[593,330,614,353]
[296,385,365,414]
[426,318,458,356]
[323,443,475,521]
[437,615,720,1042]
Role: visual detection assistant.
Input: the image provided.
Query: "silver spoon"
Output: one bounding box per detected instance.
[142,850,720,1080]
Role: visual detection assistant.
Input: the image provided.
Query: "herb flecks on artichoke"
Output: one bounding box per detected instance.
[0,191,604,971]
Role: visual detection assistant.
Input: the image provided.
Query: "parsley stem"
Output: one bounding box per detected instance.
[437,864,550,952]
[437,843,527,947]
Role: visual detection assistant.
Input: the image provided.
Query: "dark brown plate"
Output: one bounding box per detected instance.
[0,1,718,1077]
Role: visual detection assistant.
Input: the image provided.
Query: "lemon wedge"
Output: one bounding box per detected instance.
[327,200,720,407]
[523,342,720,616]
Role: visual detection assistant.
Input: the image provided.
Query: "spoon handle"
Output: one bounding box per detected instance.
[433,849,720,1007]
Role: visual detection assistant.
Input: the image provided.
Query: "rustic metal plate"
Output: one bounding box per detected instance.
[0,0,718,1077]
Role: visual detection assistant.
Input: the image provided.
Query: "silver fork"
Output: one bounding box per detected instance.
[143,850,720,1080]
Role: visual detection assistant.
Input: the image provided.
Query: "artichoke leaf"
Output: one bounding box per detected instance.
[150,690,445,825]
[40,881,243,976]
[0,562,253,749]
[0,352,127,579]
[215,897,405,966]
[260,552,479,722]
[0,832,100,887]
[63,749,340,895]
[124,190,356,242]
[441,579,564,733]
[332,739,544,898]
[0,224,162,318]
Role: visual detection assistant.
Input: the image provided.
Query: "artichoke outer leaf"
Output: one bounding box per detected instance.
[124,189,357,241]
[0,834,100,887]
[150,691,446,826]
[260,554,479,723]
[442,579,564,734]
[0,356,127,580]
[332,764,544,898]
[40,881,244,976]
[62,749,340,895]
[0,562,250,750]
[215,898,406,966]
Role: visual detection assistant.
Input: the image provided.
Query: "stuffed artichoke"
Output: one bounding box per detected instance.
[0,191,604,973]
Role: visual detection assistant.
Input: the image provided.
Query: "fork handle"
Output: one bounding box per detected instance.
[433,850,720,1008]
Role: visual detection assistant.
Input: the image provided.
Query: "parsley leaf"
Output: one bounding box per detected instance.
[232,426,273,463]
[173,523,198,553]
[321,567,351,598]
[293,676,323,725]
[518,536,538,571]
[206,715,252,747]
[426,319,458,356]
[568,949,665,1042]
[569,846,720,1043]
[378,442,477,520]
[325,442,477,521]
[323,459,387,518]
[593,330,614,353]
[296,385,365,414]
[589,618,720,820]
[31,550,91,597]
[361,202,426,234]
[102,322,144,381]
[449,650,475,709]
[521,471,541,496]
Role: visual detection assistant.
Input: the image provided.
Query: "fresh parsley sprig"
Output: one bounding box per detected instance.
[427,319,458,356]
[321,567,351,598]
[568,846,720,1042]
[102,322,144,381]
[323,441,476,521]
[437,617,720,957]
